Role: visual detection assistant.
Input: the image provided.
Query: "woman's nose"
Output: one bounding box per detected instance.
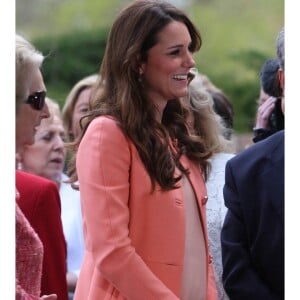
[41,102,50,119]
[53,135,66,151]
[183,51,195,69]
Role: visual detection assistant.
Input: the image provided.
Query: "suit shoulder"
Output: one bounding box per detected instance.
[227,131,284,180]
[230,130,284,165]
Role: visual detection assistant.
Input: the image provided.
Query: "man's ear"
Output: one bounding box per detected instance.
[278,68,284,92]
[278,68,285,114]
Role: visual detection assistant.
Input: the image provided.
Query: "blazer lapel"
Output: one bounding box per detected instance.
[265,133,284,223]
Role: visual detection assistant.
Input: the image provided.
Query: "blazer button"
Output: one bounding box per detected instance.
[201,195,208,204]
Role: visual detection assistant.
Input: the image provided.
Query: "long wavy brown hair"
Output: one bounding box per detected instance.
[68,0,211,191]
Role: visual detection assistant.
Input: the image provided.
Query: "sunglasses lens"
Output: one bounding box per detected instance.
[26,91,46,110]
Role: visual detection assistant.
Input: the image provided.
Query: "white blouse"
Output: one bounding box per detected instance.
[206,153,235,300]
[60,173,85,277]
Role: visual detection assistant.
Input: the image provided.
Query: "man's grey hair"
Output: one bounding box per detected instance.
[276,28,284,70]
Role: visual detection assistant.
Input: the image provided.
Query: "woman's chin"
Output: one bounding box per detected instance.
[46,172,62,185]
[175,89,188,98]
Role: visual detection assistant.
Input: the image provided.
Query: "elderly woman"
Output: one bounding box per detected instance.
[18,97,84,300]
[16,34,69,300]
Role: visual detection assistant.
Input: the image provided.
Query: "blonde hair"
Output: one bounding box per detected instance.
[62,74,98,140]
[188,73,235,154]
[16,34,44,114]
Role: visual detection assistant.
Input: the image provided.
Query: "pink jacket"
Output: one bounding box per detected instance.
[75,116,217,300]
[16,203,43,299]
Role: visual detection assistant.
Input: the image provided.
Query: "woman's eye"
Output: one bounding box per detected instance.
[79,108,88,114]
[169,49,180,56]
[42,134,52,142]
[61,134,67,143]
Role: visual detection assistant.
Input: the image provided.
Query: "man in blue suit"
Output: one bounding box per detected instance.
[221,28,284,300]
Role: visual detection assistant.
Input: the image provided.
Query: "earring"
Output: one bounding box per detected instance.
[16,153,22,170]
[17,161,22,170]
[138,68,143,83]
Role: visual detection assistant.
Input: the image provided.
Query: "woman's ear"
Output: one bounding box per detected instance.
[139,64,145,75]
[136,53,145,74]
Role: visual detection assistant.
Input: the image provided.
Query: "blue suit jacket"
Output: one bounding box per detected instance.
[221,130,284,300]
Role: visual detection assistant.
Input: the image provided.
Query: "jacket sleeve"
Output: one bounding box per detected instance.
[221,161,280,300]
[77,117,178,300]
[16,279,39,300]
[34,181,68,300]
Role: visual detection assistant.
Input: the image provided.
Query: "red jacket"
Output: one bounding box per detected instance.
[16,170,68,300]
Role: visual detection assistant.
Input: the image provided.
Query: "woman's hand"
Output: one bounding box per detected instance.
[40,294,57,300]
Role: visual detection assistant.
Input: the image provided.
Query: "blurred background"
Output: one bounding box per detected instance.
[16,0,284,135]
[13,3,300,298]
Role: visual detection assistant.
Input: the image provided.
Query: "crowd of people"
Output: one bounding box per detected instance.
[15,0,284,299]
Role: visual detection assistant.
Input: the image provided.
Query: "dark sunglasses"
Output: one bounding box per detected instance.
[25,91,46,110]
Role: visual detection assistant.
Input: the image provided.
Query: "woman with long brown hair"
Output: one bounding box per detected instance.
[69,1,217,299]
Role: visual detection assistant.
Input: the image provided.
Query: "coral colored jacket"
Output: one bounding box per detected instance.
[74,116,217,300]
[16,171,68,300]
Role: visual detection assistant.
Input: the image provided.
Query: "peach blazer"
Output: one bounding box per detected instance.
[74,116,217,300]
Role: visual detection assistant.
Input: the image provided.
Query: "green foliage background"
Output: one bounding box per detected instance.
[16,0,284,132]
